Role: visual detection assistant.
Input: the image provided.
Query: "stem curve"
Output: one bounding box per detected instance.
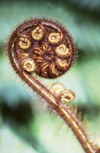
[8,47,95,153]
[7,18,96,153]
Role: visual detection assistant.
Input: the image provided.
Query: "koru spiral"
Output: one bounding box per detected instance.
[7,18,97,153]
[8,18,76,78]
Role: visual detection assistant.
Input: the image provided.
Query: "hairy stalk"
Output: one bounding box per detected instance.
[7,18,97,153]
[23,72,95,153]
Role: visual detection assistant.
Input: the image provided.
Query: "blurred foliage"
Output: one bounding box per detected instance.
[67,0,100,16]
[0,0,100,153]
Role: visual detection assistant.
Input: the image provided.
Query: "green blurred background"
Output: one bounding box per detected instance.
[0,0,100,153]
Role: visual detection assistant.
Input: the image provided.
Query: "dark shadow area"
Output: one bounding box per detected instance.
[1,100,33,125]
[66,0,100,22]
[1,0,100,22]
[76,49,100,63]
[0,86,48,153]
[77,103,100,118]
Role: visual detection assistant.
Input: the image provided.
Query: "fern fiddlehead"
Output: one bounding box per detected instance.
[7,18,97,153]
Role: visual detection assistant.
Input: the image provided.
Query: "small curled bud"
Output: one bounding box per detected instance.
[32,25,45,41]
[50,83,65,97]
[22,58,36,72]
[55,44,72,58]
[55,58,69,70]
[60,90,75,103]
[19,37,31,49]
[48,32,63,45]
